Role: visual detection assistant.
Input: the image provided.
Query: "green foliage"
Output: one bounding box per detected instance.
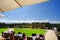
[58,32,60,35]
[19,26,30,28]
[0,26,8,28]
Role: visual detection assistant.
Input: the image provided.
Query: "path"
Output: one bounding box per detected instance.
[45,30,58,40]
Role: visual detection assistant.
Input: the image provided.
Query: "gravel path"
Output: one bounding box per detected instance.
[45,30,58,40]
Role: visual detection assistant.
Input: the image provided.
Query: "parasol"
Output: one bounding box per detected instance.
[0,0,48,12]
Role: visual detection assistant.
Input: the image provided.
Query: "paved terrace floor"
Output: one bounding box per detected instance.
[45,30,58,40]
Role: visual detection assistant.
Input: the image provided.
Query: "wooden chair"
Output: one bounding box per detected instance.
[39,34,45,40]
[58,35,60,40]
[35,38,40,40]
[13,36,21,40]
[27,37,33,40]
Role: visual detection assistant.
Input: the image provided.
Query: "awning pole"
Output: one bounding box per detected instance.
[14,0,22,7]
[0,8,4,13]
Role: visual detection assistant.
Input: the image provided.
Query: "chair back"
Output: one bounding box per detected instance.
[27,37,33,40]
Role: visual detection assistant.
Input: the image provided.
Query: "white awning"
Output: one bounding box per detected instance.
[0,0,48,12]
[0,11,1,12]
[16,0,48,6]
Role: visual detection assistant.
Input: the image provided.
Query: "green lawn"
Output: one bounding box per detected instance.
[0,28,46,36]
[14,28,46,36]
[0,28,8,34]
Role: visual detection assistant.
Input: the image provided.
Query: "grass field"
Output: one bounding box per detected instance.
[0,28,8,34]
[0,28,46,36]
[14,28,46,36]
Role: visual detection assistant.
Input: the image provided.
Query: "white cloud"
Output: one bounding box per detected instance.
[0,14,5,18]
[50,21,60,24]
[0,19,60,24]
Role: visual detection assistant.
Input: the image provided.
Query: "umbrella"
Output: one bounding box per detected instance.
[0,0,48,12]
[0,11,1,12]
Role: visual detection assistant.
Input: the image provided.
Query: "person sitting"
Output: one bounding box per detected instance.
[7,28,14,33]
[14,32,22,40]
[11,31,15,35]
[22,33,27,40]
[16,32,22,37]
[27,37,33,40]
[31,33,37,40]
[39,34,44,40]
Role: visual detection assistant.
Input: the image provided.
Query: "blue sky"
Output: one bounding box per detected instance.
[0,0,60,23]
